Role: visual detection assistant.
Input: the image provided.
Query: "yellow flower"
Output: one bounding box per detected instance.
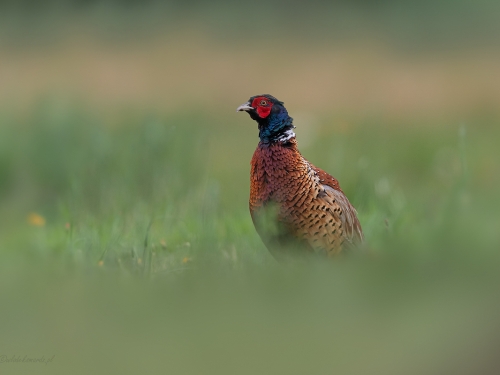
[97,260,104,267]
[27,213,46,227]
[182,257,191,264]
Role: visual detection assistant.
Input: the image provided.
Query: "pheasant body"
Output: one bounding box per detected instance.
[238,94,363,258]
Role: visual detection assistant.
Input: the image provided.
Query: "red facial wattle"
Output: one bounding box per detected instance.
[251,97,273,118]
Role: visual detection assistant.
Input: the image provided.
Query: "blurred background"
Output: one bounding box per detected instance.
[1,1,500,374]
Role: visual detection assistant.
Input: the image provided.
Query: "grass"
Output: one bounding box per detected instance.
[4,102,498,271]
[1,97,500,374]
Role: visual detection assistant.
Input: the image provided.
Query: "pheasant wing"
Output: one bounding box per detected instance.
[290,164,363,255]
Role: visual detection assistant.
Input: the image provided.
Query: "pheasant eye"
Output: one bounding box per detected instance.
[260,100,268,106]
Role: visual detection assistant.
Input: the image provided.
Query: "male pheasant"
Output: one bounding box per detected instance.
[237,94,363,259]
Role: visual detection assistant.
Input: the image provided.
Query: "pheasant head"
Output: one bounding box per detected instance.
[237,94,295,143]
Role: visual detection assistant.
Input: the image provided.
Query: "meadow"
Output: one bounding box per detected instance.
[1,2,500,374]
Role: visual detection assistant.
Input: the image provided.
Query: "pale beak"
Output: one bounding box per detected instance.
[236,102,254,112]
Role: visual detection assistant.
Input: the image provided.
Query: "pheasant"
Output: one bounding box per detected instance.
[237,94,363,259]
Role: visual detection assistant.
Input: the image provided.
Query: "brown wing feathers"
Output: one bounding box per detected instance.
[250,139,363,257]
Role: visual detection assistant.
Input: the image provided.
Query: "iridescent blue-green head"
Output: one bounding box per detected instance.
[237,94,295,143]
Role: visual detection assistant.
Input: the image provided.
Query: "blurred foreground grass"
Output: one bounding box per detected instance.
[1,99,499,374]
